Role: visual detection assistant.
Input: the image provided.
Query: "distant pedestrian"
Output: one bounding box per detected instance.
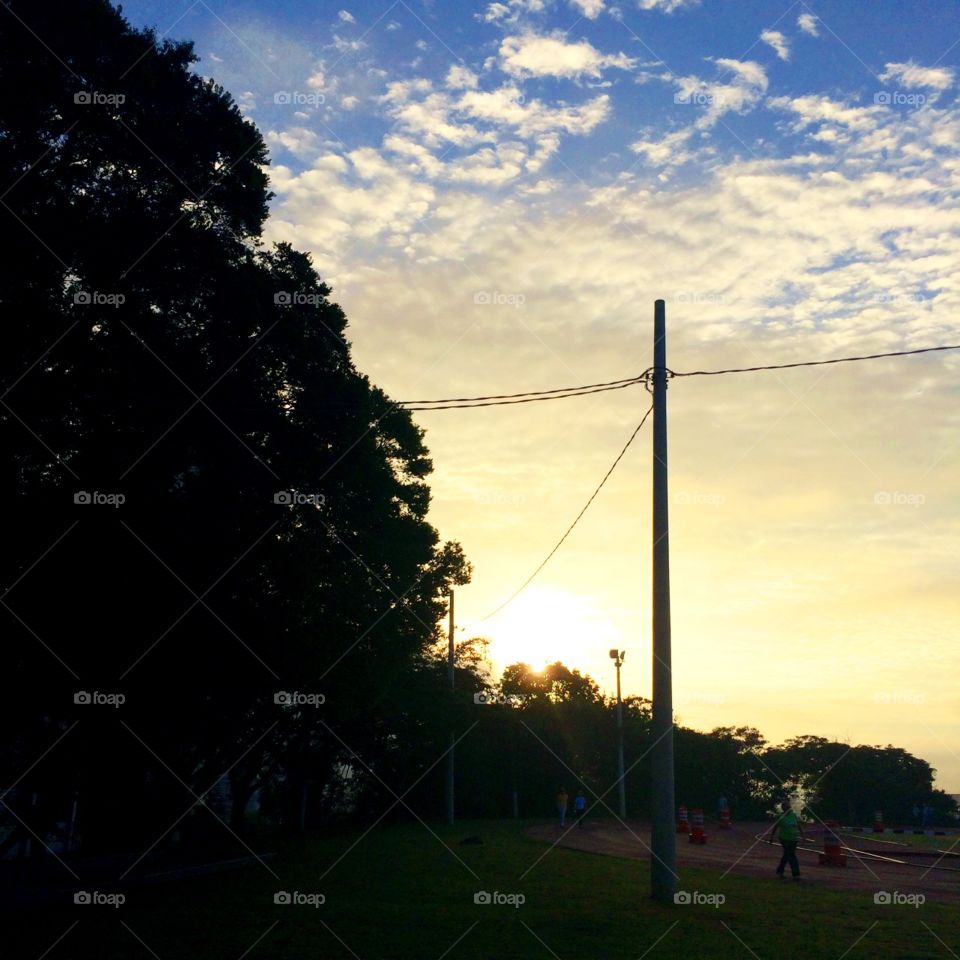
[556,787,568,827]
[769,799,807,881]
[574,790,587,827]
[922,804,933,829]
[718,795,728,817]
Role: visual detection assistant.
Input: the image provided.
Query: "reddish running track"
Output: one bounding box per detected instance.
[524,821,959,899]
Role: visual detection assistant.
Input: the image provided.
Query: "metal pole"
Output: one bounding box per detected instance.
[650,298,677,900]
[446,589,455,826]
[616,659,626,819]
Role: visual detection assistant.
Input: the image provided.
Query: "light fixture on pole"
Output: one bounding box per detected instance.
[609,648,626,819]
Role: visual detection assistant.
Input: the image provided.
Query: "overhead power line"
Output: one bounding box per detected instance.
[401,376,644,410]
[673,343,960,377]
[397,343,960,410]
[474,404,654,625]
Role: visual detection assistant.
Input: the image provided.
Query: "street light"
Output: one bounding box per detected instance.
[609,649,626,819]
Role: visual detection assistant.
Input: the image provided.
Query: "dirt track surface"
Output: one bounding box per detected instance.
[525,821,959,899]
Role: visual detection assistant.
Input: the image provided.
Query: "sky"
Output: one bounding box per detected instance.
[118,0,960,791]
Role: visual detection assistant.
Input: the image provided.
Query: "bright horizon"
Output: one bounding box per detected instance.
[120,0,960,792]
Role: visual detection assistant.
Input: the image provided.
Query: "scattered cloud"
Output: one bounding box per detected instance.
[797,12,819,36]
[569,0,605,18]
[499,31,635,79]
[338,9,355,23]
[760,29,790,62]
[880,61,955,91]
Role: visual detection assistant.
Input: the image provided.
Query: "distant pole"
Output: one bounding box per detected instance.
[616,655,626,819]
[650,298,677,901]
[446,589,455,826]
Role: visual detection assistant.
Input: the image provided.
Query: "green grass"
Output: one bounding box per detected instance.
[10,820,959,959]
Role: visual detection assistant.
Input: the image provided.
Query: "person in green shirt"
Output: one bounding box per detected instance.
[769,799,807,880]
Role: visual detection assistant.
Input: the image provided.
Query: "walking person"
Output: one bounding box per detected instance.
[556,787,568,827]
[574,790,587,827]
[769,799,807,881]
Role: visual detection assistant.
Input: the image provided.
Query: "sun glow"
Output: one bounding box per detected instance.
[481,586,622,676]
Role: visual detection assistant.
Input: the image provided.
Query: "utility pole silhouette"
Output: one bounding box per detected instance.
[446,589,455,825]
[650,299,677,901]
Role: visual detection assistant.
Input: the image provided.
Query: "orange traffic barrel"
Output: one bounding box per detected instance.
[719,807,731,829]
[677,805,689,834]
[818,820,846,866]
[688,807,707,844]
[872,810,884,832]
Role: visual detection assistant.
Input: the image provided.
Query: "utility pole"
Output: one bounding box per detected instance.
[446,589,455,826]
[650,298,677,901]
[609,648,627,819]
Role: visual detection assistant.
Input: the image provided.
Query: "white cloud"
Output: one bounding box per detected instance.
[760,29,789,62]
[338,9,355,23]
[341,95,360,110]
[797,12,819,36]
[331,33,365,53]
[499,32,635,79]
[265,126,322,160]
[569,0,605,18]
[637,0,698,10]
[446,65,479,89]
[880,61,955,91]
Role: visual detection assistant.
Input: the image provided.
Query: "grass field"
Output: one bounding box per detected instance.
[10,820,959,959]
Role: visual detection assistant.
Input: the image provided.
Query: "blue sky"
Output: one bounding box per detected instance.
[117,0,960,789]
